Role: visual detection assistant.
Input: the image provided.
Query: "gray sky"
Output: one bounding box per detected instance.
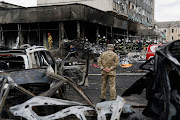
[155,0,180,22]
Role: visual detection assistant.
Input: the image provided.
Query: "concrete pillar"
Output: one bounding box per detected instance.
[77,21,80,39]
[96,25,99,37]
[110,27,113,43]
[1,26,5,46]
[0,25,1,46]
[111,27,113,38]
[59,22,64,49]
[81,24,84,38]
[106,27,108,38]
[38,23,41,45]
[96,25,99,42]
[43,32,47,48]
[27,32,30,45]
[127,29,129,41]
[27,25,30,44]
[18,24,24,46]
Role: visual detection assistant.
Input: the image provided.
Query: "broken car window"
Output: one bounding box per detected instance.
[0,56,25,70]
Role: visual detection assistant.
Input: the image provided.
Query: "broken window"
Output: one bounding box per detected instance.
[0,56,25,70]
[39,51,55,70]
[30,51,55,70]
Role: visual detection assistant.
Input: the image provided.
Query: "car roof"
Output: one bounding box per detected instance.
[0,46,48,56]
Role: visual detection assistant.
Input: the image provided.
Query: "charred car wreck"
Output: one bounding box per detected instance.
[0,45,93,119]
[0,43,132,119]
[0,67,127,120]
[59,50,89,86]
[122,40,180,120]
[0,44,89,86]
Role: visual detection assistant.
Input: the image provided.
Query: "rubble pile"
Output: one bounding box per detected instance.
[62,38,147,55]
[62,38,107,54]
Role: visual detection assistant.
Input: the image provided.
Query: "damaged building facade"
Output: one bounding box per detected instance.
[0,0,154,53]
[156,21,180,42]
[38,0,154,26]
[138,26,166,44]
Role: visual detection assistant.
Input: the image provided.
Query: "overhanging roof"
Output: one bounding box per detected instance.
[0,3,127,30]
[0,1,23,9]
[138,28,161,36]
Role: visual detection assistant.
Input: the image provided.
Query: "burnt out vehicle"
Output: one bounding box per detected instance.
[0,45,57,73]
[0,67,126,120]
[0,45,89,86]
[122,40,180,120]
[0,45,127,119]
[59,50,89,86]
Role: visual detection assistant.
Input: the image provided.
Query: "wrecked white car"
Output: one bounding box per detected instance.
[0,45,89,86]
[0,45,57,73]
[0,68,126,120]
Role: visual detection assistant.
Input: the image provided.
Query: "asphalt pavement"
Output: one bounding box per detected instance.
[85,62,148,103]
[81,62,149,119]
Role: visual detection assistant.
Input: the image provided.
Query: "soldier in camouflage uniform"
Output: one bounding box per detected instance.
[98,44,119,101]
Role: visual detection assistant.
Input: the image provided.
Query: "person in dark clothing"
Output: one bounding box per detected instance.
[138,41,142,52]
[69,45,76,64]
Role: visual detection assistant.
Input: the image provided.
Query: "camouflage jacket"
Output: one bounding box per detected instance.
[98,50,119,76]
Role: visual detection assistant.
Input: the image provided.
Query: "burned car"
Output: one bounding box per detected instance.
[122,40,180,120]
[0,45,57,73]
[0,45,89,86]
[0,45,127,119]
[0,67,126,120]
[59,50,89,86]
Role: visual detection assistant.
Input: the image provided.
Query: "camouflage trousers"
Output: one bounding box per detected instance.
[101,74,116,100]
